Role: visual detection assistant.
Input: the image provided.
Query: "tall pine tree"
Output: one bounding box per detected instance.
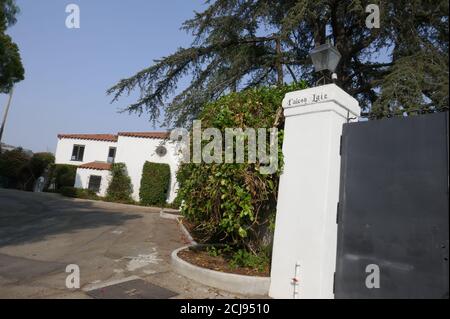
[108,0,448,125]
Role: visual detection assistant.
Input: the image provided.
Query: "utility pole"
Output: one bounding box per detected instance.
[0,86,14,146]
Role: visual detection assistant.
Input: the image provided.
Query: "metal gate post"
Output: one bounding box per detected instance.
[269,84,360,299]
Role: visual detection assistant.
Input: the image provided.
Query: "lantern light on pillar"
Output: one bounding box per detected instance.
[309,43,341,84]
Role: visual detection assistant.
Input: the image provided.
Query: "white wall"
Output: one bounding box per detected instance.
[55,135,181,203]
[55,138,117,166]
[75,168,111,197]
[114,136,181,203]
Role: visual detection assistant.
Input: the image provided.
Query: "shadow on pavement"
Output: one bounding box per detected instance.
[0,188,142,248]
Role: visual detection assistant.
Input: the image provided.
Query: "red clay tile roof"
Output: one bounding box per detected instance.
[58,132,170,141]
[118,132,170,139]
[58,134,118,142]
[78,161,112,170]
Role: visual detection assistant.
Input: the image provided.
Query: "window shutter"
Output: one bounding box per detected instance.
[72,145,78,159]
[78,146,85,161]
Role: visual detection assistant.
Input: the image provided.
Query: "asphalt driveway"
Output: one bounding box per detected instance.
[0,189,241,298]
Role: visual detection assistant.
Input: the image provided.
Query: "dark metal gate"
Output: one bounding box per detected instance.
[335,112,449,299]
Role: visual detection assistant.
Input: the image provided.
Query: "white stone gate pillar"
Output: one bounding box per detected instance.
[269,84,360,299]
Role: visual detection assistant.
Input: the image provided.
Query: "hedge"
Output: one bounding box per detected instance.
[0,149,55,191]
[30,152,55,179]
[46,164,77,191]
[59,186,77,197]
[60,186,98,200]
[105,163,133,203]
[139,162,171,206]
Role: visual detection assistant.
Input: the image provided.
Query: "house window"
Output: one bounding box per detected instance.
[71,145,85,161]
[107,147,116,163]
[88,175,102,193]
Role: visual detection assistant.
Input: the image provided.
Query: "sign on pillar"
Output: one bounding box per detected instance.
[269,83,360,299]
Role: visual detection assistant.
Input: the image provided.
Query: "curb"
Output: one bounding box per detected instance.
[160,211,197,245]
[159,210,181,221]
[175,219,197,245]
[171,245,270,296]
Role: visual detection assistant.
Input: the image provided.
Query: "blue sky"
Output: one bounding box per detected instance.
[0,0,205,152]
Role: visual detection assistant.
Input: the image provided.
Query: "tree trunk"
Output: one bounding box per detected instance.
[275,37,283,86]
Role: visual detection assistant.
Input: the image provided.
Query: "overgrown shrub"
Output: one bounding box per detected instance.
[48,164,77,191]
[105,163,133,203]
[30,152,54,179]
[0,148,32,189]
[139,162,171,206]
[0,150,55,191]
[177,82,308,257]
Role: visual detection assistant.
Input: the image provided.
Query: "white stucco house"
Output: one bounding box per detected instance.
[54,131,181,203]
